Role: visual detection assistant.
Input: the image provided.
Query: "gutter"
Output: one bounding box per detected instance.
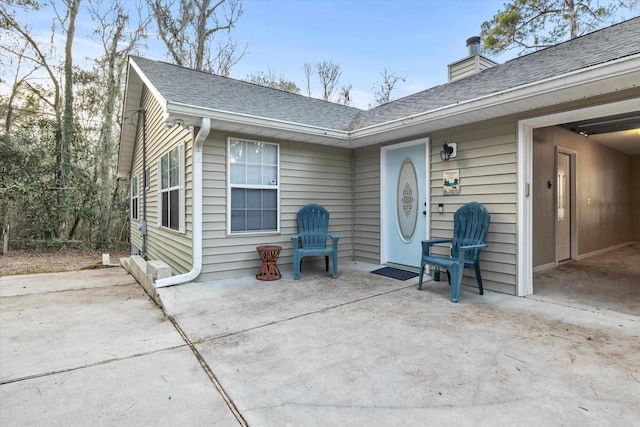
[155,117,211,288]
[166,53,639,148]
[168,102,350,141]
[348,53,640,144]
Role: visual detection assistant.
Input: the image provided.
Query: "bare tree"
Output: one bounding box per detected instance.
[316,59,341,102]
[303,62,313,97]
[212,37,246,76]
[88,0,149,246]
[149,0,246,73]
[0,39,40,134]
[60,0,81,238]
[337,83,352,106]
[0,0,79,236]
[373,68,405,106]
[245,67,300,93]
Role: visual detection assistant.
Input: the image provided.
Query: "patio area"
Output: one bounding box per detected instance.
[2,258,637,425]
[158,262,640,425]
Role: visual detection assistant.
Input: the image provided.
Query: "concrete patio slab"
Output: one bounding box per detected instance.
[3,262,638,426]
[158,262,414,342]
[160,263,640,426]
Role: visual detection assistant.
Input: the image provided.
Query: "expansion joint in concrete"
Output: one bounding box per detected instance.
[166,315,248,427]
[208,283,417,343]
[0,345,187,386]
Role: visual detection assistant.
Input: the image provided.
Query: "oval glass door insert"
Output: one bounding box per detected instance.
[397,158,418,242]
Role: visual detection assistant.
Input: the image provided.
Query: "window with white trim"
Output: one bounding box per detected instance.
[131,175,140,220]
[228,138,279,234]
[158,144,185,233]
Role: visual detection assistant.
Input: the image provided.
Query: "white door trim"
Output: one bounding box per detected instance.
[517,97,640,296]
[380,138,430,265]
[555,147,578,264]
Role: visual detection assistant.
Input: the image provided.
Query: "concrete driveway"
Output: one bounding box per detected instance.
[0,268,238,426]
[2,264,639,426]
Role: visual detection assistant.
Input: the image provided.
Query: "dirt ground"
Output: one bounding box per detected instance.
[0,249,130,276]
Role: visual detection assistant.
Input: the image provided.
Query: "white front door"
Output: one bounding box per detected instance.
[383,141,428,268]
[556,151,571,261]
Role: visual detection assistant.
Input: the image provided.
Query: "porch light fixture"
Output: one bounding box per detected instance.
[440,142,457,161]
[163,118,186,131]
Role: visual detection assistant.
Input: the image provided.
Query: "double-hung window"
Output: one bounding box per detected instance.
[158,144,185,233]
[228,138,279,234]
[131,175,140,220]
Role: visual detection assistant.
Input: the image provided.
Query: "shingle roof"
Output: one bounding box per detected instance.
[131,56,363,130]
[349,16,640,130]
[132,16,640,132]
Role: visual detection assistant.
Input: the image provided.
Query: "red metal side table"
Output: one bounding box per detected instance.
[256,245,282,281]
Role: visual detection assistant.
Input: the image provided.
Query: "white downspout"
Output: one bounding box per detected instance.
[155,117,210,288]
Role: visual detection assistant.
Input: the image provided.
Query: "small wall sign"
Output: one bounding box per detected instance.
[443,169,460,195]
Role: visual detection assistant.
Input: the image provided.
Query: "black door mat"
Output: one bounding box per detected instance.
[371,267,419,281]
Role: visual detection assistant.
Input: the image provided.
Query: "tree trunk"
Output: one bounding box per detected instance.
[60,0,81,239]
[564,0,578,39]
[94,33,120,247]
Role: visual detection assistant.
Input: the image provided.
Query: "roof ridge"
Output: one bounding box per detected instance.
[130,55,363,113]
[500,15,640,65]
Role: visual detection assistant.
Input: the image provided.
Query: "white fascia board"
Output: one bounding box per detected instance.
[349,53,640,145]
[129,58,169,119]
[167,102,351,143]
[117,58,172,177]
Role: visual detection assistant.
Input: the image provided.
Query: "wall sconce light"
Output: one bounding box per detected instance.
[440,142,457,161]
[164,118,189,131]
[438,203,444,214]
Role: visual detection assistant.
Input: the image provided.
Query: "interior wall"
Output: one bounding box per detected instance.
[533,126,634,267]
[633,155,640,241]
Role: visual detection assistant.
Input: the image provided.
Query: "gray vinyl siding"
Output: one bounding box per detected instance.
[330,91,639,296]
[478,56,496,70]
[129,88,193,275]
[198,131,354,281]
[430,119,518,295]
[353,144,382,264]
[352,119,518,295]
[448,56,497,83]
[449,59,478,83]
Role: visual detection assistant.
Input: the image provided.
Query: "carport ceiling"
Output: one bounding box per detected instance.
[561,112,640,155]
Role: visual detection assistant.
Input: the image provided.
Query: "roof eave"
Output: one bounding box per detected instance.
[166,102,351,146]
[116,58,170,177]
[118,53,640,162]
[347,53,640,147]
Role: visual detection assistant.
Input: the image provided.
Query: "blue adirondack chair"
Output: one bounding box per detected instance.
[418,202,490,302]
[291,204,339,280]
